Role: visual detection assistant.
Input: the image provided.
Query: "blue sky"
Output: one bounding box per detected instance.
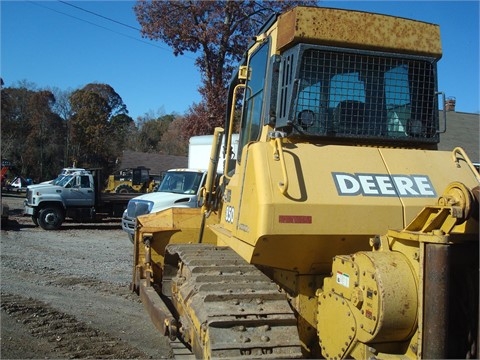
[1,1,479,120]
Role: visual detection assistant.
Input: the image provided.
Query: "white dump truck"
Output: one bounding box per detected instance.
[25,169,137,230]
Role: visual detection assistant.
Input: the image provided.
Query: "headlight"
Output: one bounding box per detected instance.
[126,200,154,218]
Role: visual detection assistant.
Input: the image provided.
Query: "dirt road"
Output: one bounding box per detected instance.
[0,193,175,359]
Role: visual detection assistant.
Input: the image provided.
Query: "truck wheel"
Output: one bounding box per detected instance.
[38,206,64,230]
[31,216,39,227]
[115,184,134,193]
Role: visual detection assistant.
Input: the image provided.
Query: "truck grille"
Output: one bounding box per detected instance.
[27,189,33,204]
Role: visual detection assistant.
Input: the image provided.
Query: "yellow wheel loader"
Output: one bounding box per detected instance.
[132,6,479,359]
[104,166,155,194]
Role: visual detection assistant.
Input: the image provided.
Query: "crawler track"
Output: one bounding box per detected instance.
[163,244,302,359]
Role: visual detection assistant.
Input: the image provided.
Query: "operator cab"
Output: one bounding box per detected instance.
[227,8,443,164]
[274,46,439,143]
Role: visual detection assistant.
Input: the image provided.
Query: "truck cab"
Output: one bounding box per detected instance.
[54,171,94,206]
[41,167,86,185]
[25,170,95,229]
[122,168,208,241]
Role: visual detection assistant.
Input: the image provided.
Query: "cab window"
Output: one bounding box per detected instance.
[238,42,269,161]
[80,176,90,188]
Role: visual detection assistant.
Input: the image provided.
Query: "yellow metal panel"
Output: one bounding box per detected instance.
[254,234,371,274]
[222,143,407,273]
[218,141,478,274]
[378,147,480,233]
[277,7,442,58]
[241,142,406,237]
[134,207,218,277]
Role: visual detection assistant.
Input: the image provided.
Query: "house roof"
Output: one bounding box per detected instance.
[119,150,187,176]
[438,111,479,163]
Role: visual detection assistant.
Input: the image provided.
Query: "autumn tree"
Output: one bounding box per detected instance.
[68,83,132,171]
[24,91,66,180]
[69,89,112,168]
[158,116,189,156]
[134,113,176,152]
[1,81,135,181]
[134,0,316,138]
[1,83,66,181]
[1,83,35,151]
[1,85,36,177]
[110,113,138,158]
[82,83,128,116]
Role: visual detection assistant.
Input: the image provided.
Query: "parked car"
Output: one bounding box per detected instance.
[6,176,32,192]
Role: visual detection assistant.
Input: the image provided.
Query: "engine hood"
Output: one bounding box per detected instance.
[27,183,64,193]
[132,191,197,211]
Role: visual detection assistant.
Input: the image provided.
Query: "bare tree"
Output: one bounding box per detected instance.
[50,87,74,166]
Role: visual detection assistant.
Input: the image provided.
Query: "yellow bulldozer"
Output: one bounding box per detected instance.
[132,6,479,359]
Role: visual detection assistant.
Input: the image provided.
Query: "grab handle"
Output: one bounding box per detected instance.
[269,131,289,195]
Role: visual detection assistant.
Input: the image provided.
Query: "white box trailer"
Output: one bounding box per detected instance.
[188,134,239,171]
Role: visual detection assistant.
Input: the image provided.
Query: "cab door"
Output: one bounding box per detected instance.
[63,175,95,207]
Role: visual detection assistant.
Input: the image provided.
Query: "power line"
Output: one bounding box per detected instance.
[58,0,141,32]
[27,0,195,59]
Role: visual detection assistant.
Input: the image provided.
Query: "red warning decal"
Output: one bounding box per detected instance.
[279,215,312,224]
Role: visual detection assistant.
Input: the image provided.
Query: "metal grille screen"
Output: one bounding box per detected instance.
[292,49,438,142]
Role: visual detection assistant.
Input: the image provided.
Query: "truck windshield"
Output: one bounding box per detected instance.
[158,172,204,194]
[56,175,74,188]
[51,175,66,185]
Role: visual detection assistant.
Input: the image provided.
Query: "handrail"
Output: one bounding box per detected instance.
[452,147,480,182]
[203,127,224,211]
[269,132,289,195]
[224,84,246,180]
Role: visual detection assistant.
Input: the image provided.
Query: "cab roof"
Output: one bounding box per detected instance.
[275,6,442,58]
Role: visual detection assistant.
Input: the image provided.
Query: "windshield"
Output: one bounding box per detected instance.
[52,175,65,185]
[56,175,74,188]
[158,172,204,194]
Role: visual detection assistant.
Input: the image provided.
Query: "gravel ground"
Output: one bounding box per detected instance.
[0,192,175,359]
